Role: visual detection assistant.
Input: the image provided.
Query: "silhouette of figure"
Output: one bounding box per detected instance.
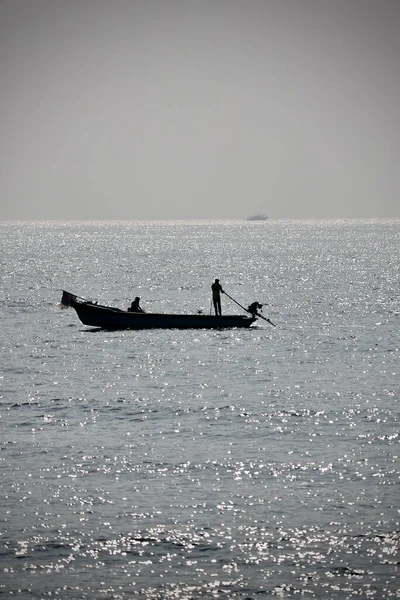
[128,297,144,313]
[248,301,263,316]
[211,279,224,316]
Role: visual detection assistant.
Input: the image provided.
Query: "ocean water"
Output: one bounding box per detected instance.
[0,219,398,599]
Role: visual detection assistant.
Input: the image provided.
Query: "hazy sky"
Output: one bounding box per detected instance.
[1,0,399,220]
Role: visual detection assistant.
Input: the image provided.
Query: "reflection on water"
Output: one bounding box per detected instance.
[0,220,399,598]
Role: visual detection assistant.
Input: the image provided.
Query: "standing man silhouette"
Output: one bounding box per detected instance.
[211,279,224,316]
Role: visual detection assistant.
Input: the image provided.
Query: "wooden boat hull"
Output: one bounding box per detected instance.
[61,293,256,330]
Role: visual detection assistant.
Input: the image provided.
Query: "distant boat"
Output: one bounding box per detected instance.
[246,214,268,221]
[59,291,257,330]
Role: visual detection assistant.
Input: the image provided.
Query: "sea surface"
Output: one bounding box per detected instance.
[0,219,399,599]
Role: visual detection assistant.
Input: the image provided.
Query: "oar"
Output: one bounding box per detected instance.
[223,291,276,327]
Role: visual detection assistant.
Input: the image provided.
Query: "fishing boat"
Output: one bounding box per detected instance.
[59,291,257,330]
[246,214,268,221]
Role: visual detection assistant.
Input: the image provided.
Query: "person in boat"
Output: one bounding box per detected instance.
[247,301,263,316]
[211,278,224,316]
[128,297,145,313]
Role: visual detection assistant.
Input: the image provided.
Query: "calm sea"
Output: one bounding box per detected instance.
[0,219,399,599]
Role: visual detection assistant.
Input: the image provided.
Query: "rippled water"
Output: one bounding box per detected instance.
[0,219,399,599]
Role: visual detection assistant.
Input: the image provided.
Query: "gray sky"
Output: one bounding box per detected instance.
[1,0,399,220]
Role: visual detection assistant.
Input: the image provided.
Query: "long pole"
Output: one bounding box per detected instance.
[223,291,248,312]
[223,291,276,327]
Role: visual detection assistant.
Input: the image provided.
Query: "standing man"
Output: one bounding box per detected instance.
[211,278,224,316]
